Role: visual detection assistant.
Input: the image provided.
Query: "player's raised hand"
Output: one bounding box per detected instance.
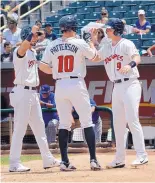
[119,65,131,74]
[31,25,39,35]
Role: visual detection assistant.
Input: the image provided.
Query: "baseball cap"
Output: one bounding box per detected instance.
[138,9,145,15]
[40,84,50,94]
[45,23,52,27]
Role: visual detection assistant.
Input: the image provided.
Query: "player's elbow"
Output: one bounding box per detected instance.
[39,62,52,74]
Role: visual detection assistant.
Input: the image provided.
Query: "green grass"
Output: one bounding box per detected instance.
[0,155,42,165]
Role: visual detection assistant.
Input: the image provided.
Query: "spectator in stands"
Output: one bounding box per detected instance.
[40,84,59,144]
[72,98,103,143]
[3,16,21,48]
[97,8,109,24]
[35,20,42,30]
[147,44,155,57]
[133,10,151,34]
[44,23,57,41]
[34,30,50,60]
[1,0,19,13]
[0,32,6,55]
[1,42,13,62]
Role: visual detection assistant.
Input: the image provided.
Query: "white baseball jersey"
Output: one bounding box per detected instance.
[98,38,140,82]
[41,37,96,79]
[13,47,39,87]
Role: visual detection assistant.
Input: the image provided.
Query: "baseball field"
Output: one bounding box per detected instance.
[1,150,155,182]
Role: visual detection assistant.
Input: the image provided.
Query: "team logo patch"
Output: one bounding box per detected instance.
[28,60,36,68]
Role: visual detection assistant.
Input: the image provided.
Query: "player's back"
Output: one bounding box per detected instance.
[42,37,96,80]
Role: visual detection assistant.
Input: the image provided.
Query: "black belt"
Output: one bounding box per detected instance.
[56,76,79,81]
[24,86,36,90]
[114,78,129,84]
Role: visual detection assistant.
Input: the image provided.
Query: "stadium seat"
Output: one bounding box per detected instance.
[75,14,85,21]
[105,1,122,7]
[141,32,155,40]
[77,7,94,14]
[132,40,142,49]
[113,6,131,12]
[124,11,137,18]
[108,12,123,19]
[85,13,100,21]
[142,40,155,47]
[147,11,155,18]
[57,8,77,15]
[69,1,87,8]
[140,1,155,6]
[123,1,137,6]
[46,15,61,23]
[53,22,59,27]
[86,1,101,8]
[94,7,102,13]
[149,5,155,10]
[123,33,139,40]
[79,20,90,27]
[131,5,149,11]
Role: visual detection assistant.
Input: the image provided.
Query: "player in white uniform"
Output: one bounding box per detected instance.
[90,18,148,168]
[39,15,101,171]
[9,25,60,172]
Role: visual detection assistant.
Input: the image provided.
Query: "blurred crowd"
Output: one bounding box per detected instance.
[1,5,155,63]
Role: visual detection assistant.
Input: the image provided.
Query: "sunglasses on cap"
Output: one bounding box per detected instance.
[101,13,107,16]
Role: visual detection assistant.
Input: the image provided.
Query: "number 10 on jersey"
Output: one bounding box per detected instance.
[58,55,74,73]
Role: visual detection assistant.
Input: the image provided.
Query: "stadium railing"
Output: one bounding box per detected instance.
[1,106,115,145]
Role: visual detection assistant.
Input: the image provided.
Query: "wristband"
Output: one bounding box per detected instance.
[128,61,136,68]
[26,33,33,42]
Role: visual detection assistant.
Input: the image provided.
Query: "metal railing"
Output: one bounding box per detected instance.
[1,106,115,144]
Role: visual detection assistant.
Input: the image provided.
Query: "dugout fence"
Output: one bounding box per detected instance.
[1,107,115,152]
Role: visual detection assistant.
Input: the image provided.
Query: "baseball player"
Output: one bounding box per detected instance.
[90,18,148,168]
[39,15,101,171]
[9,25,60,172]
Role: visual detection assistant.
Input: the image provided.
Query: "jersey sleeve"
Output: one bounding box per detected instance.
[80,40,97,60]
[41,44,52,65]
[125,41,139,60]
[145,21,151,29]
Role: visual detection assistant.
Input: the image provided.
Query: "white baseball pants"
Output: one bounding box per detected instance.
[9,85,54,167]
[55,78,93,131]
[112,79,147,162]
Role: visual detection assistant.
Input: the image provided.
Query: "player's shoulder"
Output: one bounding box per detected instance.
[3,28,9,34]
[122,38,135,46]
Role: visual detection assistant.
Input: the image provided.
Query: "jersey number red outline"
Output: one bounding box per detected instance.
[58,55,74,73]
[117,62,122,70]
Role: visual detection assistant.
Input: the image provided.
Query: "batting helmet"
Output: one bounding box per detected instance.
[20,26,32,41]
[104,18,124,36]
[59,15,78,32]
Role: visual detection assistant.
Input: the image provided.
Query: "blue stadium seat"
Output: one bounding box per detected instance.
[94,7,102,13]
[141,32,155,40]
[79,20,90,27]
[113,6,130,12]
[152,19,155,23]
[142,40,155,47]
[85,13,100,21]
[140,1,155,6]
[147,11,155,18]
[77,7,94,14]
[105,1,122,7]
[123,1,138,6]
[149,5,155,10]
[69,1,87,8]
[75,14,85,21]
[151,24,155,32]
[46,15,61,23]
[125,19,132,25]
[124,11,137,18]
[53,28,59,35]
[53,22,59,27]
[86,1,105,7]
[86,1,101,8]
[123,33,139,40]
[58,8,77,15]
[131,5,149,11]
[109,12,124,19]
[132,40,142,49]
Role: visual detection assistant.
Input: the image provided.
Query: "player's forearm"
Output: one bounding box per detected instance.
[39,62,52,74]
[132,55,141,65]
[17,40,31,57]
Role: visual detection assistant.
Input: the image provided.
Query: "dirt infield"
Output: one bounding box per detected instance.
[1,151,155,182]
